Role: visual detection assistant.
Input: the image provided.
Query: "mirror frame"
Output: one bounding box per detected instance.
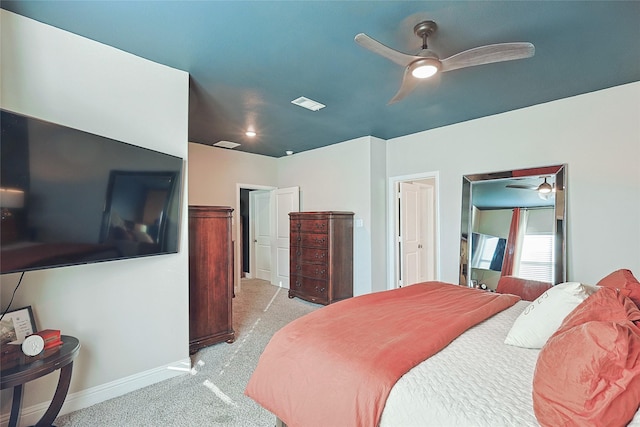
[459,164,567,287]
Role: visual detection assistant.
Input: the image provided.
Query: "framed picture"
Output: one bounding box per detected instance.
[0,306,37,345]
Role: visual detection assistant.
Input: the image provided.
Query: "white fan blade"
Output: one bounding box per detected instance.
[388,67,420,104]
[441,42,534,73]
[355,33,420,67]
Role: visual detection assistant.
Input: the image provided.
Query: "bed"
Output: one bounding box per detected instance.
[246,271,640,427]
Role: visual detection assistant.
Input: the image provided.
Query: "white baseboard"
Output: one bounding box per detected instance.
[1,358,191,427]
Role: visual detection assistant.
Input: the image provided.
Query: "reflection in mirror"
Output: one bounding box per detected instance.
[100,171,178,257]
[459,165,566,289]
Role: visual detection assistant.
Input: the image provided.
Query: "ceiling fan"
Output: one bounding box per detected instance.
[354,20,535,104]
[506,177,554,199]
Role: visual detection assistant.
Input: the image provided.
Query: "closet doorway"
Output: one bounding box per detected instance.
[388,172,440,289]
[237,185,299,290]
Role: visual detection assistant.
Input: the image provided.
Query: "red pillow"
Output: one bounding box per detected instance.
[533,288,640,427]
[496,276,552,301]
[597,269,640,308]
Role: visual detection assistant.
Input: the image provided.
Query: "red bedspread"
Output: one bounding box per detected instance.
[245,281,520,427]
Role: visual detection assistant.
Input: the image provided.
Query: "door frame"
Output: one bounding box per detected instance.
[387,171,440,290]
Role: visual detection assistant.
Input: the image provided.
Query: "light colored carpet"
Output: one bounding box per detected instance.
[54,279,319,426]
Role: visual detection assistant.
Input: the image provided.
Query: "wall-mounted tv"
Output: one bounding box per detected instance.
[0,110,184,274]
[469,232,507,272]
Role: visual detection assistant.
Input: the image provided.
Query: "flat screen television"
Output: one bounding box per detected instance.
[0,109,184,274]
[469,232,507,272]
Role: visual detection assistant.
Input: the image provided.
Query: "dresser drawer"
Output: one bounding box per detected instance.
[292,262,328,280]
[290,219,329,234]
[291,233,328,248]
[290,275,328,300]
[291,248,328,264]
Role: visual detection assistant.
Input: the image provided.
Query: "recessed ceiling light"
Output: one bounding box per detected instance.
[285,150,294,156]
[213,140,241,149]
[291,96,326,112]
[245,130,256,137]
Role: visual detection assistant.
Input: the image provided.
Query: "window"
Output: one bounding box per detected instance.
[518,234,554,283]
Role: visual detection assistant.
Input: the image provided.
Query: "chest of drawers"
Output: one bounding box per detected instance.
[289,211,354,305]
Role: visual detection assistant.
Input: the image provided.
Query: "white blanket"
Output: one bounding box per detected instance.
[380,300,640,427]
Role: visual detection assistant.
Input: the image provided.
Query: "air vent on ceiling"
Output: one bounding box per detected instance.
[213,140,241,149]
[291,96,326,112]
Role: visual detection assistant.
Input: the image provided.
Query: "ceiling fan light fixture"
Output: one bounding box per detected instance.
[410,58,441,79]
[537,178,553,194]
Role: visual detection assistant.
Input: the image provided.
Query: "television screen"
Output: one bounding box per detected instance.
[0,109,184,274]
[469,232,507,272]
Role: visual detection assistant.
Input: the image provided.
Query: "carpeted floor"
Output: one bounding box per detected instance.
[54,279,320,426]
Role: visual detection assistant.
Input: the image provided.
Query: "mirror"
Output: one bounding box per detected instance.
[459,165,566,289]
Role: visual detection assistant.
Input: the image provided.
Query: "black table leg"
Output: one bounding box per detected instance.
[35,362,74,427]
[9,384,23,427]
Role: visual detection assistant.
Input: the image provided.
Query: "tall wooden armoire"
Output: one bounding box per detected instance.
[188,206,235,354]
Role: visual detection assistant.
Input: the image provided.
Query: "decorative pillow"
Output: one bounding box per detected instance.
[556,286,640,329]
[533,287,640,427]
[597,269,640,308]
[504,282,596,348]
[496,276,553,301]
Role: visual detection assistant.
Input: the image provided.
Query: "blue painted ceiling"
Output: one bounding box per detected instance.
[2,1,639,158]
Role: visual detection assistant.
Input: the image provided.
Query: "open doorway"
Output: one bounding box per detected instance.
[236,184,276,290]
[236,184,299,290]
[387,172,440,289]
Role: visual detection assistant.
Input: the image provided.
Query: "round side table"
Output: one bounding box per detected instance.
[1,335,80,427]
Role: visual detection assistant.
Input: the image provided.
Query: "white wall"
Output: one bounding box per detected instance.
[277,136,387,295]
[387,82,640,286]
[1,10,190,424]
[189,83,640,295]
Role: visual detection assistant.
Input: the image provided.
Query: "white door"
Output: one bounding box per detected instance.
[399,181,437,287]
[250,190,272,281]
[271,187,300,288]
[399,182,422,286]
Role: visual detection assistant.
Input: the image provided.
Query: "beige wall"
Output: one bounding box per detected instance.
[188,143,278,285]
[189,137,388,296]
[188,144,278,206]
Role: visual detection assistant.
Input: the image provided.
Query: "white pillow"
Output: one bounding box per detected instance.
[504,282,597,348]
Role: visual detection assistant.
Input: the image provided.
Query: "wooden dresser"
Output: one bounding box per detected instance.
[188,206,235,354]
[289,211,354,305]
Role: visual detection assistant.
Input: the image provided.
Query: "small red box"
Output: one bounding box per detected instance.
[35,329,61,344]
